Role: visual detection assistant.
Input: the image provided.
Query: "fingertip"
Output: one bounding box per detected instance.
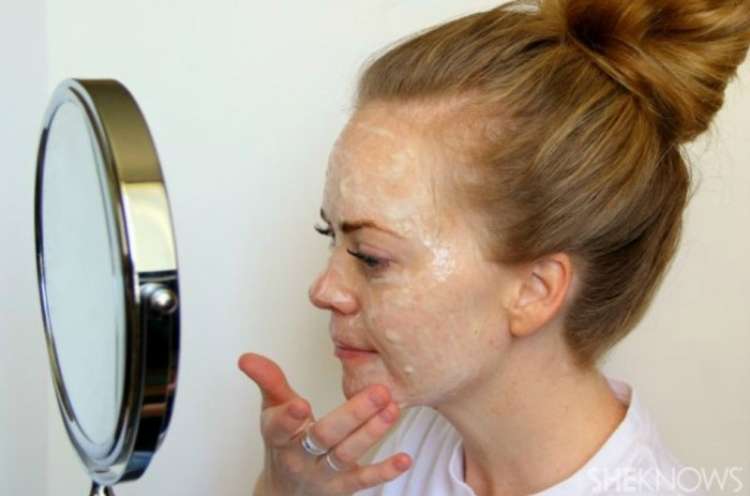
[237,354,246,370]
[288,401,309,420]
[394,453,411,471]
[237,351,268,377]
[289,405,307,420]
[237,352,262,373]
[371,383,391,402]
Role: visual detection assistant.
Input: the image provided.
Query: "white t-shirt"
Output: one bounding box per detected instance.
[357,376,706,495]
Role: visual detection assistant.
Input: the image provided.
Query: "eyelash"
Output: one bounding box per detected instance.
[313,224,387,271]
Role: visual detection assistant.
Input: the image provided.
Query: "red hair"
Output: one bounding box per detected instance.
[353,0,750,368]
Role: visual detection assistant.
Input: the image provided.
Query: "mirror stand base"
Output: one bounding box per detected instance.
[89,482,114,496]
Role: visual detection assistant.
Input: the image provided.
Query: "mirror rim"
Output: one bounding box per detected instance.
[34,78,180,486]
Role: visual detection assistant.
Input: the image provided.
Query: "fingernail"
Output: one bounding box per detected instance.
[369,390,388,408]
[395,455,411,471]
[379,406,394,423]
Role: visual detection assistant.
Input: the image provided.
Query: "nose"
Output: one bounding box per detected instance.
[308,264,358,314]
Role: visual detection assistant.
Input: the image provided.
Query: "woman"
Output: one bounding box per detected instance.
[239,0,750,494]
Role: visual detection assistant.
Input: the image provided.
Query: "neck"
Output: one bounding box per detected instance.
[434,331,628,496]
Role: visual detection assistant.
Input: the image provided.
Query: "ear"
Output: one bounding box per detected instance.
[506,253,573,338]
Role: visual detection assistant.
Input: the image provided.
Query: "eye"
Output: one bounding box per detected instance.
[314,223,335,247]
[347,248,388,271]
[314,223,389,273]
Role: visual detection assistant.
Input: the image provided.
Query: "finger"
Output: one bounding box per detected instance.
[261,399,315,448]
[330,452,412,494]
[325,402,401,468]
[237,352,300,409]
[305,384,391,454]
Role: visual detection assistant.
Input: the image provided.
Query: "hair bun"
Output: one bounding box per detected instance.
[544,0,750,143]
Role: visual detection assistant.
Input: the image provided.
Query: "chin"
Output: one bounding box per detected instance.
[341,379,373,401]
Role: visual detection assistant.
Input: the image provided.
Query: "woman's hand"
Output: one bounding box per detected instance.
[237,352,412,496]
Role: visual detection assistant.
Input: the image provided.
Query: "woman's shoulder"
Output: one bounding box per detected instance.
[537,376,709,496]
[361,379,709,496]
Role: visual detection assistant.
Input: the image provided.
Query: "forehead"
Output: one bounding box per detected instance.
[323,104,452,217]
[329,104,428,172]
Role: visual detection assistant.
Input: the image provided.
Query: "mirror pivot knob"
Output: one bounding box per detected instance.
[149,287,178,315]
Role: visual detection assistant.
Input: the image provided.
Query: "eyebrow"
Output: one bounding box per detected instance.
[320,208,405,239]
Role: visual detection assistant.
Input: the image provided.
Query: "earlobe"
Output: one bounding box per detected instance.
[507,254,572,338]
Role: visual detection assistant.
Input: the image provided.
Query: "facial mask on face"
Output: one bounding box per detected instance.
[311,103,511,410]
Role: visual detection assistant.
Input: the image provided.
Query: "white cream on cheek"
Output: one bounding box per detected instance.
[321,107,507,408]
[395,239,505,407]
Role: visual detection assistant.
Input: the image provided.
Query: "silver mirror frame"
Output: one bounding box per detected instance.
[34,78,180,493]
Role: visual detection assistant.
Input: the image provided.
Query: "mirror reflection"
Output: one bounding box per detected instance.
[41,100,125,446]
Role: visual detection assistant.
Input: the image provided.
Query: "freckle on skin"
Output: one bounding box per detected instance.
[320,104,504,409]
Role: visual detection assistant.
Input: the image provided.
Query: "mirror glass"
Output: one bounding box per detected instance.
[37,78,180,494]
[40,100,125,446]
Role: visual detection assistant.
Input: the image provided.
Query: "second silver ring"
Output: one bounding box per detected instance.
[324,451,346,472]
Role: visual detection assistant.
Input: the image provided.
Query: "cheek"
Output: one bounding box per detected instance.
[363,286,421,350]
[363,282,491,375]
[355,254,511,406]
[362,286,431,368]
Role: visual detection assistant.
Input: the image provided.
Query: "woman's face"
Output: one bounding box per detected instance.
[308,102,516,409]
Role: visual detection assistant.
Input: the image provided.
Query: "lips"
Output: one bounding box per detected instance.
[330,319,378,352]
[333,338,376,352]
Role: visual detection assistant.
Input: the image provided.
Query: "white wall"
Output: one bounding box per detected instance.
[0,1,48,495]
[603,60,750,485]
[1,1,747,495]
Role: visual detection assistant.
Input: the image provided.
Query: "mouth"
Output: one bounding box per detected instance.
[332,336,376,352]
[333,339,378,360]
[334,345,378,360]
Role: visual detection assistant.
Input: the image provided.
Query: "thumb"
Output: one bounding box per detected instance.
[237,352,300,409]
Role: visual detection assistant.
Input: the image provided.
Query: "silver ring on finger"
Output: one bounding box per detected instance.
[325,451,346,472]
[300,422,328,456]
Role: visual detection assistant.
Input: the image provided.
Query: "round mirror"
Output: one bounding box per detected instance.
[34,79,180,496]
